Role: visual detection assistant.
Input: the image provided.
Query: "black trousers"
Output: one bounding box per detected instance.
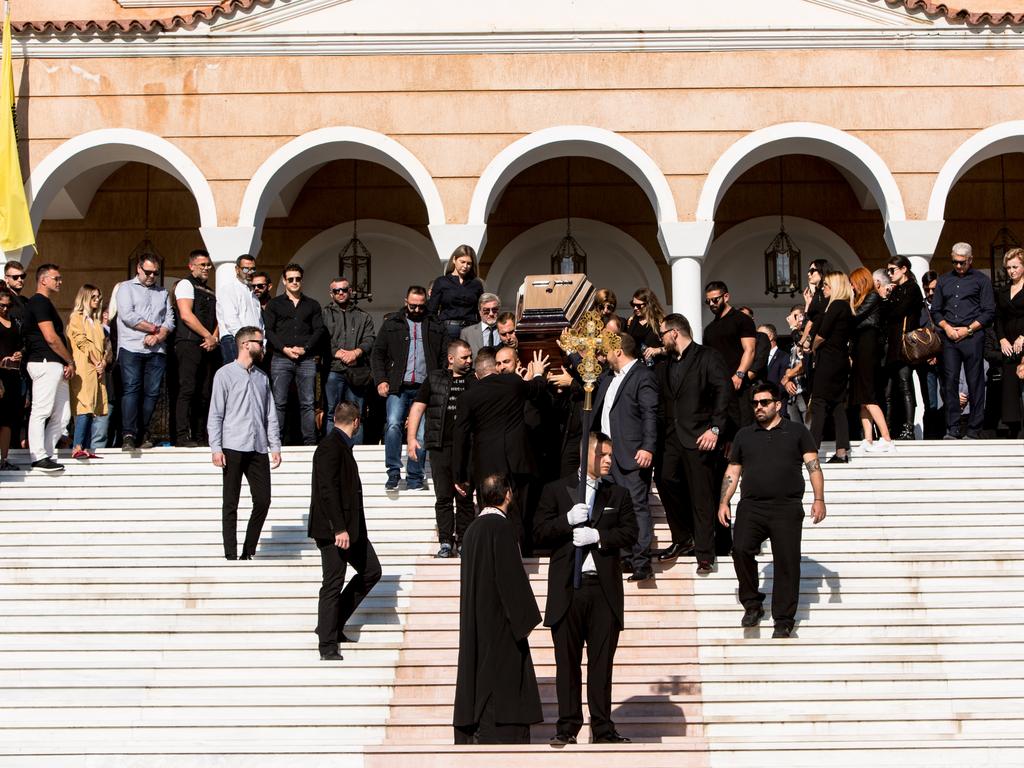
[453,696,531,745]
[732,501,804,628]
[429,448,476,545]
[808,395,850,451]
[221,449,271,559]
[314,534,382,651]
[550,578,620,739]
[885,361,916,436]
[611,462,653,570]
[657,436,720,562]
[941,332,986,436]
[174,341,219,443]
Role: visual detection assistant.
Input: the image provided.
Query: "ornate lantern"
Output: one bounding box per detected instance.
[764,157,801,297]
[337,160,373,303]
[549,158,588,275]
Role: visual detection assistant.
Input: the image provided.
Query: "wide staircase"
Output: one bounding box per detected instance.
[1,441,1023,766]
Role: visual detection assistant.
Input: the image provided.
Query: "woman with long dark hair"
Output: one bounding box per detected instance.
[809,271,853,463]
[427,244,484,341]
[849,267,893,454]
[799,258,832,353]
[882,255,924,440]
[626,288,666,366]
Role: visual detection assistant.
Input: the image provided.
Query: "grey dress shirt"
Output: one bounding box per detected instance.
[208,361,281,454]
[116,278,175,355]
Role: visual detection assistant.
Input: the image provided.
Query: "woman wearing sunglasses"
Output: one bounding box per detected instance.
[66,285,109,460]
[883,255,924,441]
[626,288,666,366]
[808,271,854,463]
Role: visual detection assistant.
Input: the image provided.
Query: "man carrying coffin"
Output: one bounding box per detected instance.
[453,473,543,745]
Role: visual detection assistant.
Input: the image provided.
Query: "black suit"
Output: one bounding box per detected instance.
[655,343,733,562]
[453,372,547,545]
[534,475,637,740]
[592,361,658,570]
[309,428,381,652]
[765,344,790,413]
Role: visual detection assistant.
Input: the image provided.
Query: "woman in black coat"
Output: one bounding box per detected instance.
[995,248,1024,437]
[849,267,893,454]
[883,256,924,440]
[427,245,484,341]
[809,271,853,462]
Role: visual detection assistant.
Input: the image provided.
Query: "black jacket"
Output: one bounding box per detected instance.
[308,429,365,543]
[453,372,546,484]
[533,475,637,628]
[172,275,217,345]
[370,310,445,391]
[263,293,325,359]
[656,343,733,449]
[591,362,658,471]
[422,368,475,451]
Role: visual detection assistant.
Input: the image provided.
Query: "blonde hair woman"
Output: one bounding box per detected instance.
[809,271,854,462]
[66,284,109,459]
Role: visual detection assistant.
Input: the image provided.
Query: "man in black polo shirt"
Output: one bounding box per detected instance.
[703,281,756,426]
[717,382,826,638]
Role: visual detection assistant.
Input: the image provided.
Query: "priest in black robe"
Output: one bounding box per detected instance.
[453,473,543,744]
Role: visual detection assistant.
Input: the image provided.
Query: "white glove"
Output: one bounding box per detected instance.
[566,503,590,526]
[573,527,600,547]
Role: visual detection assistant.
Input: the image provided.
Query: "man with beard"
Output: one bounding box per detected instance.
[454,473,543,744]
[172,249,219,447]
[407,339,477,557]
[703,281,756,427]
[208,326,281,561]
[718,382,826,638]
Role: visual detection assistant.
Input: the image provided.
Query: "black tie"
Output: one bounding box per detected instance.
[487,327,496,347]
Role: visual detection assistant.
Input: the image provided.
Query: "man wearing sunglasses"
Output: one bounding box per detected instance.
[172,249,219,447]
[460,293,502,356]
[216,254,263,364]
[264,263,325,446]
[3,261,29,324]
[322,277,375,444]
[718,382,826,639]
[116,256,174,451]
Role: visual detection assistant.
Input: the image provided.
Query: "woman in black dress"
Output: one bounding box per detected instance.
[849,267,893,454]
[0,288,24,471]
[799,258,832,353]
[882,255,924,440]
[426,244,484,341]
[995,248,1024,437]
[626,288,665,367]
[809,271,853,462]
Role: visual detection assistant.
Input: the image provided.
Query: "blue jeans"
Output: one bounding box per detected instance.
[325,370,365,444]
[73,414,94,450]
[220,335,238,364]
[270,355,317,445]
[385,385,424,484]
[119,350,166,439]
[91,412,110,448]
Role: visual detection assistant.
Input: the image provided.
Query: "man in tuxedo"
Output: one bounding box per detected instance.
[534,432,637,746]
[654,313,733,574]
[453,347,549,549]
[308,402,382,660]
[591,333,658,581]
[459,293,502,356]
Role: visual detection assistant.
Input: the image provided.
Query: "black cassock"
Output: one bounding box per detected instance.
[453,512,543,744]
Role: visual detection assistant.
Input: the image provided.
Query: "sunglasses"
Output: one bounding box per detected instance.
[195,263,213,270]
[5,273,25,281]
[886,267,897,274]
[952,259,969,267]
[140,269,159,277]
[599,302,615,311]
[480,307,499,315]
[630,302,646,309]
[330,287,351,294]
[284,276,302,283]
[752,398,776,408]
[240,266,256,274]
[705,296,725,305]
[251,282,268,289]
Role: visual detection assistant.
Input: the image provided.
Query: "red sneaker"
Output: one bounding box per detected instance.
[71,449,89,460]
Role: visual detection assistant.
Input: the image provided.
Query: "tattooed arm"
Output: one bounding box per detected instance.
[717,462,743,527]
[803,451,827,524]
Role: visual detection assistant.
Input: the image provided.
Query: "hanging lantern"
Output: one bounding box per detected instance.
[549,157,588,275]
[990,156,1019,291]
[337,160,373,303]
[764,157,801,297]
[127,165,163,284]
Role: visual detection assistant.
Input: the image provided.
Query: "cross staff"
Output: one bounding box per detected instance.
[559,310,621,589]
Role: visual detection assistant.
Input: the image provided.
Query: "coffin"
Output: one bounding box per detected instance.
[514,273,595,364]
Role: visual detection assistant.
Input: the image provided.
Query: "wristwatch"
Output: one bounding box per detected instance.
[735,370,745,378]
[710,426,720,436]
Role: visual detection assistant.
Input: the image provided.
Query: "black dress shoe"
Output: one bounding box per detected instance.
[741,605,765,627]
[593,730,631,744]
[319,649,344,660]
[549,732,577,746]
[696,559,715,575]
[239,553,253,561]
[338,632,354,643]
[826,453,849,464]
[656,540,694,562]
[772,624,793,639]
[621,560,634,574]
[627,568,653,582]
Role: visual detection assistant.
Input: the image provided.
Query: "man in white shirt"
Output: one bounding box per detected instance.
[216,254,263,363]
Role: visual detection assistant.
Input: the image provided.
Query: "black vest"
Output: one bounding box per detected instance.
[175,275,217,345]
[424,368,455,451]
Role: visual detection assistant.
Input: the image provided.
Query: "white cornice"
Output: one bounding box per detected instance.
[12,27,1024,58]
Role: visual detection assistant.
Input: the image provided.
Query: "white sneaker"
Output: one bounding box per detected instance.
[851,441,875,457]
[875,438,896,453]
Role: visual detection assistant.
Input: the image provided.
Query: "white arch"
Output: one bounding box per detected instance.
[468,126,679,258]
[24,129,218,236]
[486,218,665,309]
[238,127,446,243]
[928,121,1024,221]
[697,122,906,224]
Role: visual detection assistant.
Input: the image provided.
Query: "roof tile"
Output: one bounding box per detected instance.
[13,0,274,35]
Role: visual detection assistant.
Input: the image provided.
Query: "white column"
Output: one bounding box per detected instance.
[201,226,262,308]
[669,256,705,342]
[428,223,487,269]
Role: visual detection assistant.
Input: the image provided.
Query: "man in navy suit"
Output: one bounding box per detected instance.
[760,324,790,415]
[591,333,658,581]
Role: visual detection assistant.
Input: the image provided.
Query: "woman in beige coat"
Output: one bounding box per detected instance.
[66,284,109,459]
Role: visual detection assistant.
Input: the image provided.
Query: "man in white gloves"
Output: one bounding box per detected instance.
[533,432,638,747]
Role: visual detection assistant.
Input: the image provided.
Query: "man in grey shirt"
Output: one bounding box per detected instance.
[208,325,282,560]
[116,256,175,451]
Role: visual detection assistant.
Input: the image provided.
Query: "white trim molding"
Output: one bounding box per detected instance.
[697,122,907,227]
[928,120,1024,221]
[237,127,446,251]
[20,129,217,265]
[468,126,678,261]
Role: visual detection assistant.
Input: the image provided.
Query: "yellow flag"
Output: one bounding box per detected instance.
[0,3,34,253]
